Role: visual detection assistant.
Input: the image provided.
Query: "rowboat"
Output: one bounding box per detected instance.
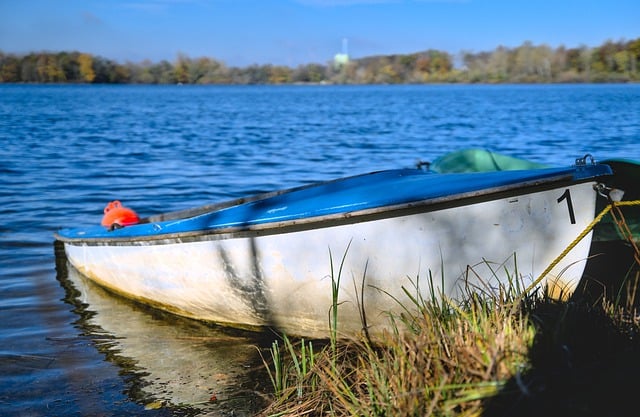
[55,156,612,338]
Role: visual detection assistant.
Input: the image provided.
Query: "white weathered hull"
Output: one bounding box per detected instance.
[64,182,597,338]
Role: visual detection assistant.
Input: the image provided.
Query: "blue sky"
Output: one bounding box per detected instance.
[0,0,638,67]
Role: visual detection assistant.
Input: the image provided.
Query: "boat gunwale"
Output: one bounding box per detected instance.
[55,172,601,246]
[140,171,379,224]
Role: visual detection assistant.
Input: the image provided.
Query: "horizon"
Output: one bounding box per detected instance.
[1,0,638,67]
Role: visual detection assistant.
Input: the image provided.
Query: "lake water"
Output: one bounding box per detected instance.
[1,84,639,416]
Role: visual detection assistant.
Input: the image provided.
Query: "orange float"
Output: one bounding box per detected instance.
[101,200,140,229]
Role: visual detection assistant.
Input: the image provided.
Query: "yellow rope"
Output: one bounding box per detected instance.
[614,200,640,207]
[525,199,640,294]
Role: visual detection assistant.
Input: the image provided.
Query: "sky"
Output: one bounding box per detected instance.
[0,0,638,67]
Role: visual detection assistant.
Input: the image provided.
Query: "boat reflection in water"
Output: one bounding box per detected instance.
[56,248,271,416]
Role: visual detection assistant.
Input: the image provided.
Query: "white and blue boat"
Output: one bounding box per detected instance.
[55,156,612,338]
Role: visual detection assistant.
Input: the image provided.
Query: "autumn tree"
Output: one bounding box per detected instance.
[0,53,19,82]
[291,63,326,83]
[174,53,190,84]
[78,53,95,82]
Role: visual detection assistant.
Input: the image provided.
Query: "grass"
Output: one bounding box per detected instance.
[258,254,640,417]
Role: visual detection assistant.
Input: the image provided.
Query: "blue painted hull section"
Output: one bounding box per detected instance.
[57,164,612,241]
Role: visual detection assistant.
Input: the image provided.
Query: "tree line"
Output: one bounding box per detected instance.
[1,38,639,85]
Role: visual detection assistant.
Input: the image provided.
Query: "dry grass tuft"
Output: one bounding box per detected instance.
[259,267,640,416]
[259,277,538,417]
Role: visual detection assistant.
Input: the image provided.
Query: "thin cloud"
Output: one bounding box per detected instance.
[120,2,170,13]
[295,0,468,5]
[120,0,205,13]
[81,11,103,25]
[294,0,396,6]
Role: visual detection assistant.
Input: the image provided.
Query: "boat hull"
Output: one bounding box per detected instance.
[63,181,598,338]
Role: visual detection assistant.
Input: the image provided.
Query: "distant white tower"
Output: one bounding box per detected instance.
[334,38,350,68]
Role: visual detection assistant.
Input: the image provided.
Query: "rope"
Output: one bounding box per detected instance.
[525,199,640,294]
